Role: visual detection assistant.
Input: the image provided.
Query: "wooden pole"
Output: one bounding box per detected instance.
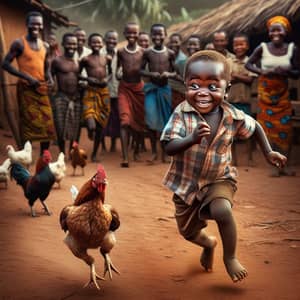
[0,16,22,148]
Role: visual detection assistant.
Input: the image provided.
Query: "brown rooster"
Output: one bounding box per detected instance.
[69,141,87,176]
[60,164,120,289]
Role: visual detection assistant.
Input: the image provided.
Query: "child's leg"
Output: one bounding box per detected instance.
[147,129,157,163]
[91,123,102,162]
[86,118,96,141]
[120,125,129,167]
[209,198,247,282]
[173,194,217,271]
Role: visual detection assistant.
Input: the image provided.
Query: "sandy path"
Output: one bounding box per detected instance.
[0,130,299,300]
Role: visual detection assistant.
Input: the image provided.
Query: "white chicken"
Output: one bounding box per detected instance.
[7,141,32,168]
[0,158,11,189]
[49,152,66,188]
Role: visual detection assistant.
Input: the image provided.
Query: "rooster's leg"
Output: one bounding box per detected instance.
[64,234,105,290]
[72,167,76,176]
[40,201,51,215]
[30,206,36,217]
[100,232,120,280]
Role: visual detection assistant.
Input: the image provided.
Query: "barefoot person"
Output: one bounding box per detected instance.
[141,23,177,163]
[80,33,111,162]
[51,33,81,155]
[2,11,56,154]
[161,50,287,282]
[116,22,145,167]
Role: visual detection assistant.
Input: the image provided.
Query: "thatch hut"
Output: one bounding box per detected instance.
[169,0,300,129]
[168,0,300,49]
[0,0,76,146]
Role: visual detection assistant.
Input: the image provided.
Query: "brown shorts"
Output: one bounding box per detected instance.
[173,180,236,239]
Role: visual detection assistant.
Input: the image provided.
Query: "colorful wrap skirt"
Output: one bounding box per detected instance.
[17,82,56,143]
[118,80,145,132]
[257,75,292,153]
[82,86,111,128]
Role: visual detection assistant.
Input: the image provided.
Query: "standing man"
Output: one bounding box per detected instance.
[2,11,56,154]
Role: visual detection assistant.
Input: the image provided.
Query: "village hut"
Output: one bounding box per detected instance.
[169,0,300,133]
[0,0,76,146]
[168,0,300,49]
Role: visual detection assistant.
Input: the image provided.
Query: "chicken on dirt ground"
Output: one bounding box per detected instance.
[7,140,32,169]
[10,150,56,217]
[60,164,120,290]
[69,141,87,176]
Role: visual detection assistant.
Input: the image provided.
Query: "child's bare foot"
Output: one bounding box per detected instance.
[200,236,217,272]
[224,257,247,282]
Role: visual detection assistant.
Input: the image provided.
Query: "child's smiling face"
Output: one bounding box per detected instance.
[124,24,139,45]
[185,59,227,114]
[233,37,249,58]
[151,26,166,48]
[89,35,103,52]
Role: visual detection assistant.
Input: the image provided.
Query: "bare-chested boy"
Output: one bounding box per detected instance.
[80,33,111,162]
[141,23,177,163]
[51,33,81,155]
[116,22,145,167]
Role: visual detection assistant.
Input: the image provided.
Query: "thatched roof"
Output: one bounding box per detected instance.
[20,0,77,27]
[168,0,300,45]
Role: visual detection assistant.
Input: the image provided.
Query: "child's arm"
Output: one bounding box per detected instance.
[140,51,160,79]
[115,50,122,80]
[164,121,210,156]
[253,121,287,168]
[231,73,254,85]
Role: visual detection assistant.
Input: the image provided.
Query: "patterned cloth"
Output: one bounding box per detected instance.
[17,82,56,143]
[144,83,172,132]
[160,100,256,205]
[53,92,82,141]
[82,86,111,128]
[257,75,292,153]
[118,80,145,132]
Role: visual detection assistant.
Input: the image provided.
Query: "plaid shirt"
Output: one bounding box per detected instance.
[160,100,256,205]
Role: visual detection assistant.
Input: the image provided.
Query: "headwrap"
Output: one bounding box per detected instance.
[267,16,291,33]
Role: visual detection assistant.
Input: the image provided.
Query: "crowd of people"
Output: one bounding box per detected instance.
[1,12,299,175]
[1,10,298,284]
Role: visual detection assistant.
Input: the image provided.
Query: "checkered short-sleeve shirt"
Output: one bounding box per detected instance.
[160,100,256,205]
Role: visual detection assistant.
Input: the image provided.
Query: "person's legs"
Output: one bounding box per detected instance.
[120,125,130,167]
[91,122,102,162]
[86,118,96,141]
[147,129,157,164]
[209,198,247,282]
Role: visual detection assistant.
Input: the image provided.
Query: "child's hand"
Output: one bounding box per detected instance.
[151,72,161,79]
[160,71,171,79]
[267,151,287,169]
[192,121,211,144]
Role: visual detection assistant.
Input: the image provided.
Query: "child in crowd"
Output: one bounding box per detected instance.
[161,50,286,282]
[228,33,257,166]
[101,30,121,153]
[138,32,150,49]
[80,33,111,162]
[51,33,81,155]
[141,23,177,163]
[186,34,202,57]
[116,22,145,167]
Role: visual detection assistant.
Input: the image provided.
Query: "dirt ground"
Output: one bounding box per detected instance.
[0,128,300,300]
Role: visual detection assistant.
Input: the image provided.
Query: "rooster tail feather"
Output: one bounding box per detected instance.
[10,163,30,188]
[59,205,73,232]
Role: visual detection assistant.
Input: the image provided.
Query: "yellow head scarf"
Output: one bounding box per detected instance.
[267,16,291,33]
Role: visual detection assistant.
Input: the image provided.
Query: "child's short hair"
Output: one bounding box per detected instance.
[62,33,76,43]
[233,32,249,44]
[150,23,167,34]
[184,50,230,82]
[169,33,182,41]
[88,33,103,44]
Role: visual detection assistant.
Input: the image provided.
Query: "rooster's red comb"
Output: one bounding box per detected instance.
[43,150,52,161]
[72,141,78,148]
[97,164,106,178]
